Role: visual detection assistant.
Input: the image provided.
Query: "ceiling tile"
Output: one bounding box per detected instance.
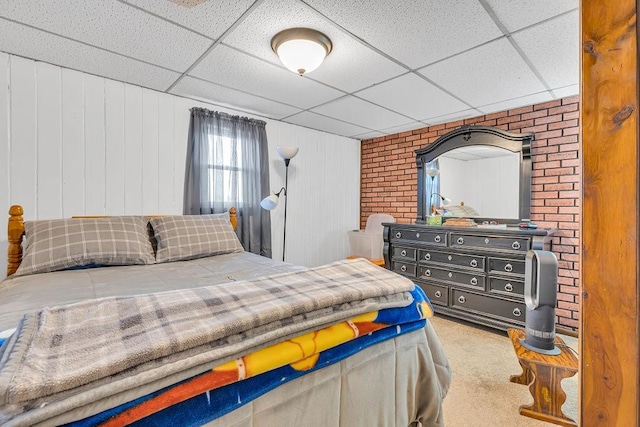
[283,111,370,138]
[476,91,553,115]
[422,109,483,126]
[485,0,577,32]
[123,0,255,40]
[552,85,579,99]
[419,38,547,107]
[380,122,426,136]
[223,0,406,92]
[356,73,469,121]
[311,96,413,130]
[512,11,579,89]
[0,0,211,72]
[353,130,385,140]
[0,19,181,91]
[170,76,302,119]
[190,45,343,109]
[304,0,503,68]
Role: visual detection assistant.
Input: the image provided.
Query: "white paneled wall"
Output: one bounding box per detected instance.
[0,53,361,279]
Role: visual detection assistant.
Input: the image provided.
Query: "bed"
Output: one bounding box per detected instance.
[0,205,451,426]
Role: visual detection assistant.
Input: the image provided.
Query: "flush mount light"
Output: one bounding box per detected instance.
[271,28,332,76]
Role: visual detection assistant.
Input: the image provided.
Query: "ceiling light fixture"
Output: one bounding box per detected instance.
[271,28,332,76]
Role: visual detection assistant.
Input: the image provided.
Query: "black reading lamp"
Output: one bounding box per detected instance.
[260,146,299,262]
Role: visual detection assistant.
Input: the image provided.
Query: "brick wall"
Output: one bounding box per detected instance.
[360,96,580,331]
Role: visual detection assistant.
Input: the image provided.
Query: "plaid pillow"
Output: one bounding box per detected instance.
[14,217,155,277]
[150,213,244,263]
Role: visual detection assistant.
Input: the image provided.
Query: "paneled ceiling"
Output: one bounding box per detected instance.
[0,0,579,140]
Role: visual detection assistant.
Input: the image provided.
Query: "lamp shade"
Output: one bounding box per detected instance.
[425,168,440,178]
[276,146,299,160]
[271,28,332,76]
[260,194,279,210]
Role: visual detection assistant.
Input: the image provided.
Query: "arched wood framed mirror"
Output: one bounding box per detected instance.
[415,125,533,223]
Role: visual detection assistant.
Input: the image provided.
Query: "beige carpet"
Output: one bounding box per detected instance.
[431,315,578,426]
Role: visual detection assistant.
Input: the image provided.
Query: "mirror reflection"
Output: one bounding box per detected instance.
[426,146,520,219]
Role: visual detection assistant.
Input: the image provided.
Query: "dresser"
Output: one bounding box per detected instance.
[383,223,555,331]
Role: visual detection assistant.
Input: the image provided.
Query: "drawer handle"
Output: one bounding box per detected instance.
[395,232,402,239]
[504,283,513,292]
[470,259,478,268]
[456,237,464,245]
[513,308,522,317]
[470,277,478,286]
[512,241,521,250]
[424,269,431,277]
[401,249,407,257]
[504,263,513,273]
[434,235,442,243]
[434,290,442,298]
[424,253,431,261]
[416,232,420,238]
[458,296,466,304]
[400,265,407,272]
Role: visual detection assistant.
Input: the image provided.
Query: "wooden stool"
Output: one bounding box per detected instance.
[507,328,578,427]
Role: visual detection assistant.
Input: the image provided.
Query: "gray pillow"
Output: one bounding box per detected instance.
[150,213,244,263]
[14,216,155,277]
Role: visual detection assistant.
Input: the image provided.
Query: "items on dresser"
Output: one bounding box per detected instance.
[383,223,555,331]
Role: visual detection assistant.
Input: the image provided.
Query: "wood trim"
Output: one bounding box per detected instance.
[6,206,238,276]
[581,0,640,425]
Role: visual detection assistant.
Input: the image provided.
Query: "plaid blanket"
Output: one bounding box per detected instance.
[0,259,414,425]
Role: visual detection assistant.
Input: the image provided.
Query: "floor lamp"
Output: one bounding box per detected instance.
[260,146,299,262]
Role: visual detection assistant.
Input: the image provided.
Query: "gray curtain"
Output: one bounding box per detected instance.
[184,108,272,257]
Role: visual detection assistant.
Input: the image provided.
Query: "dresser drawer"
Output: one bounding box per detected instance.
[392,246,417,261]
[451,289,526,324]
[416,281,448,307]
[393,261,416,277]
[489,277,525,297]
[391,228,447,247]
[450,233,530,253]
[489,258,526,276]
[418,265,485,290]
[418,249,485,271]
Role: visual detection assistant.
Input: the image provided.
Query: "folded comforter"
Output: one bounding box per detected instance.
[0,259,415,426]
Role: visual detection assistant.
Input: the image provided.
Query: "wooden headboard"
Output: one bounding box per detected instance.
[6,205,238,277]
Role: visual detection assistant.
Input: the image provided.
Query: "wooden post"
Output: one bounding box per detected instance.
[581,0,639,425]
[7,205,25,276]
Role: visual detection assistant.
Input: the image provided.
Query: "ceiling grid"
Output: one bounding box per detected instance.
[0,0,579,138]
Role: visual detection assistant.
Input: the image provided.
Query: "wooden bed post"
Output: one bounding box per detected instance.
[229,207,237,231]
[7,205,25,276]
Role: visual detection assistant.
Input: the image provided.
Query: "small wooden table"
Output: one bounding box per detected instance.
[507,328,578,427]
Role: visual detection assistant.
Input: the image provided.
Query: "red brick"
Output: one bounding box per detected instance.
[548,119,578,130]
[497,115,523,125]
[562,96,579,105]
[535,114,563,125]
[509,105,534,115]
[534,100,562,110]
[521,110,549,120]
[549,104,579,115]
